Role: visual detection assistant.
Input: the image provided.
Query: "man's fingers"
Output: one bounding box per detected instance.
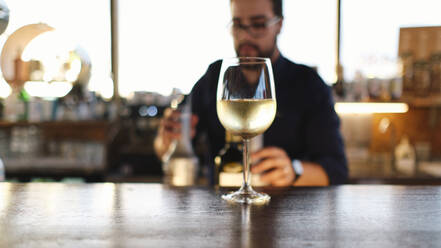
[260,168,284,184]
[164,130,181,140]
[163,120,181,132]
[275,165,295,186]
[251,157,287,174]
[164,108,181,120]
[191,114,199,126]
[272,177,293,187]
[159,112,182,140]
[260,166,294,186]
[190,114,199,138]
[251,147,287,162]
[160,111,198,141]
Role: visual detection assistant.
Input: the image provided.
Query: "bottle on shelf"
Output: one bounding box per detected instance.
[17,88,30,121]
[215,131,267,188]
[162,94,199,186]
[399,31,414,97]
[394,135,416,176]
[413,31,431,97]
[430,30,441,95]
[215,131,243,187]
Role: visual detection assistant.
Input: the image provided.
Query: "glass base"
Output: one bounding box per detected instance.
[222,186,270,204]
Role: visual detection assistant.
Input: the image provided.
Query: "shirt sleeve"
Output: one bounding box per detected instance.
[304,72,348,185]
[190,61,220,140]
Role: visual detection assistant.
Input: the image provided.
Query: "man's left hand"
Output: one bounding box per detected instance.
[250,147,295,187]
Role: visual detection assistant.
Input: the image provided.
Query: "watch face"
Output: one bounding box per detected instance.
[293,160,303,176]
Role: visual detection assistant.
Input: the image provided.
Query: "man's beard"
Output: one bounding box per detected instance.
[236,38,277,58]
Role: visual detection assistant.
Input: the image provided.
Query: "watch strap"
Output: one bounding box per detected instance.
[292,159,303,183]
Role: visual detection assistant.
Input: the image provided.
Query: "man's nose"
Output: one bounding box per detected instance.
[235,30,255,44]
[233,26,256,40]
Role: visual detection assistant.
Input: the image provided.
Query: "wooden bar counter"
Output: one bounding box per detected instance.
[1,183,440,247]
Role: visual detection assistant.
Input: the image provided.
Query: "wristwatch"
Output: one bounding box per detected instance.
[292,159,303,183]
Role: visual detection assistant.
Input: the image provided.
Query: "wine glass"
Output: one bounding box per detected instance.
[216,57,276,204]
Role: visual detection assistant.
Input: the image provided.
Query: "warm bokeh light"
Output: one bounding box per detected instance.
[21,31,76,62]
[21,31,81,85]
[23,81,72,99]
[5,0,111,98]
[65,56,82,82]
[335,102,409,114]
[88,74,114,100]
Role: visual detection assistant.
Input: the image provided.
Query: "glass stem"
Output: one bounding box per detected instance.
[242,138,252,191]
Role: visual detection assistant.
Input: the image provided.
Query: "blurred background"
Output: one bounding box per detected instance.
[0,0,440,184]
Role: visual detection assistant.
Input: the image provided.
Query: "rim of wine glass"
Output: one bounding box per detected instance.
[218,56,276,101]
[223,56,271,65]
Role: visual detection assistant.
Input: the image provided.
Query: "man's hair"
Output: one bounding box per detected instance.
[230,0,283,18]
[272,0,283,18]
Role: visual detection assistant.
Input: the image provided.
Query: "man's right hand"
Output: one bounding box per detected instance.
[154,108,199,159]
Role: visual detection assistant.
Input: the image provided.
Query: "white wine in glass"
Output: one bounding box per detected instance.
[216,57,276,204]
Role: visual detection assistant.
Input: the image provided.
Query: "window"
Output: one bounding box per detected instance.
[279,0,336,84]
[341,0,441,81]
[1,0,112,98]
[117,0,337,97]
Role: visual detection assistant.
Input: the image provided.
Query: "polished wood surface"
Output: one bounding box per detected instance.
[1,183,440,247]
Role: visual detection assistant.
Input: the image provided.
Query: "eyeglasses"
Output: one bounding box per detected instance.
[229,17,281,38]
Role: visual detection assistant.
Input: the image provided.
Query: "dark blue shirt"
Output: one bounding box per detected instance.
[191,55,348,185]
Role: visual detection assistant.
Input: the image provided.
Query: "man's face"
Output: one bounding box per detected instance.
[230,0,282,59]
